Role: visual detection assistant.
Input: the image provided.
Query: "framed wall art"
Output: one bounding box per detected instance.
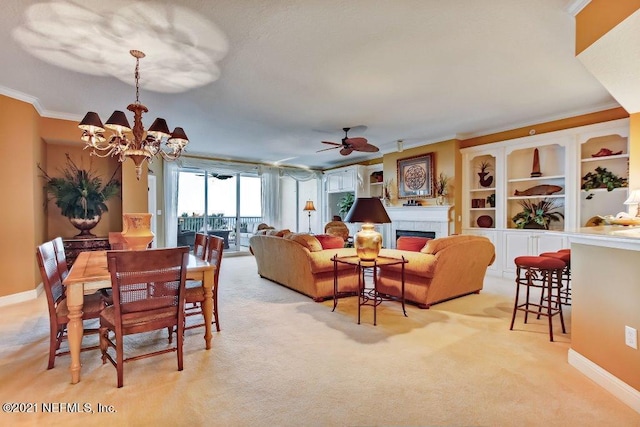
[397,153,435,198]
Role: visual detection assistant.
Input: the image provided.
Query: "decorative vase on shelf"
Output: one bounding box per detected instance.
[436,195,445,205]
[121,213,154,250]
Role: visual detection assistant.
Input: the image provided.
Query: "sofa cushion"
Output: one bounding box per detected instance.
[289,233,323,252]
[315,234,345,250]
[265,228,291,237]
[397,236,432,252]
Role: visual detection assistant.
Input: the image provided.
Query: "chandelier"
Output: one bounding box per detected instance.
[78,50,188,180]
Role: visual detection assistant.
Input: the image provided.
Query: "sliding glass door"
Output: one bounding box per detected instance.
[177,169,262,252]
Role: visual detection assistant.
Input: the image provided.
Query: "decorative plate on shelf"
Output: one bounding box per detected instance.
[591,148,623,157]
[477,215,493,228]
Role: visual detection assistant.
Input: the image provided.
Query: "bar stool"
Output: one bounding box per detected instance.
[510,255,567,341]
[540,249,571,306]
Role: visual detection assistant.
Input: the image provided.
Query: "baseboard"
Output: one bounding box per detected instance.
[568,349,640,414]
[0,282,43,307]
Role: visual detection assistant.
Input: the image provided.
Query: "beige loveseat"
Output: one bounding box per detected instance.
[249,234,359,301]
[376,235,495,308]
[250,233,495,308]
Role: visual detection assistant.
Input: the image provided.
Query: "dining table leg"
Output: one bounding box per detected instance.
[201,268,214,350]
[66,283,84,384]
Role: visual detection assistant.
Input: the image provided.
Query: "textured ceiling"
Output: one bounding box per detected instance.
[0,0,619,170]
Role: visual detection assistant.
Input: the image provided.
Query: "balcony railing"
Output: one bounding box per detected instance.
[178,216,263,233]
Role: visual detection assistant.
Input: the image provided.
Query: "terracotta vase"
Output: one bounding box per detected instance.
[69,215,101,238]
[121,213,154,250]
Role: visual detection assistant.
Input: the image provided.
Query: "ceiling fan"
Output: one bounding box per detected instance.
[317,127,380,156]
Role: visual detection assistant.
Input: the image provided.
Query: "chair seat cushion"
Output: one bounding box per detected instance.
[56,292,105,322]
[185,285,205,303]
[100,305,178,330]
[514,255,565,269]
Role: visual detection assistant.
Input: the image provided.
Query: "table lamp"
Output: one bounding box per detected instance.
[344,197,391,261]
[303,200,316,233]
[624,189,640,217]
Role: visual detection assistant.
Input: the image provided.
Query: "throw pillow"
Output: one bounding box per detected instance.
[315,234,345,250]
[397,236,432,252]
[289,233,322,252]
[422,235,477,254]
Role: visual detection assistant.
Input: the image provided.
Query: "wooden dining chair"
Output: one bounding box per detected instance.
[99,246,189,388]
[184,235,224,332]
[193,232,208,260]
[51,237,69,280]
[36,240,105,369]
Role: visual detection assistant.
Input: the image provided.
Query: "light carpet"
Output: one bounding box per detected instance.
[0,254,639,426]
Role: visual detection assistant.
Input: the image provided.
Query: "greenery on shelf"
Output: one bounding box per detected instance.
[512,198,564,229]
[581,166,627,192]
[337,193,355,217]
[38,154,120,219]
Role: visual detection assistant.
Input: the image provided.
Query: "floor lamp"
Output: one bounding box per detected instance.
[303,200,316,233]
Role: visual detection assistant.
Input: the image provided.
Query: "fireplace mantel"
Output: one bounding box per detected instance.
[384,205,452,247]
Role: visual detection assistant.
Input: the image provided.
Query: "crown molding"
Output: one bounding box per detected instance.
[0,85,82,121]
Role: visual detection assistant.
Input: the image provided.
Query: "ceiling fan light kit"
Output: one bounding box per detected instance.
[317,127,380,156]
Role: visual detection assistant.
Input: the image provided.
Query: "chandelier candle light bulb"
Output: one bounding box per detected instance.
[79,50,188,180]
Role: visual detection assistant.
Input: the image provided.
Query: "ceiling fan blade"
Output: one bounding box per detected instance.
[340,148,353,156]
[345,137,368,147]
[353,143,380,153]
[316,146,341,153]
[321,141,341,146]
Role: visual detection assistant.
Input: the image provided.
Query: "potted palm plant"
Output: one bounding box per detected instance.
[39,154,121,237]
[512,198,564,229]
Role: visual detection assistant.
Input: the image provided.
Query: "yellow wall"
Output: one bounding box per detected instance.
[630,114,640,190]
[575,0,640,55]
[572,243,640,390]
[0,96,46,296]
[122,160,149,214]
[382,139,460,233]
[39,115,123,239]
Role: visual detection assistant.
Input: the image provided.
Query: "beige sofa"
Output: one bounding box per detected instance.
[249,234,359,301]
[250,233,495,308]
[376,235,496,308]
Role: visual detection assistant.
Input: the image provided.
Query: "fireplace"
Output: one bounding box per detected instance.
[384,206,451,248]
[396,229,436,240]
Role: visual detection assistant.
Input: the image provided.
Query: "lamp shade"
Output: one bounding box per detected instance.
[303,200,316,211]
[78,111,105,132]
[344,197,390,261]
[624,189,640,205]
[148,118,171,139]
[105,110,132,133]
[344,197,391,224]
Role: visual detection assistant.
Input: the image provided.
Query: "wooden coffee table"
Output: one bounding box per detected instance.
[332,255,408,325]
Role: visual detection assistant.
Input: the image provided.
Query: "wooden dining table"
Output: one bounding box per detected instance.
[62,250,216,384]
